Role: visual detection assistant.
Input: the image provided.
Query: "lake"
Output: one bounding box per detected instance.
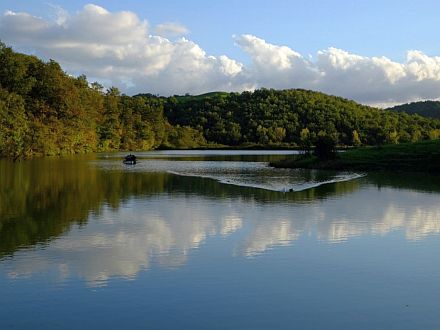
[1,150,440,329]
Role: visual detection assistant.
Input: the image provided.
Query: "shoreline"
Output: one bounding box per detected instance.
[270,140,440,173]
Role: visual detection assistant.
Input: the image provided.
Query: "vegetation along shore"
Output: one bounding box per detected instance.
[270,139,440,173]
[1,42,439,168]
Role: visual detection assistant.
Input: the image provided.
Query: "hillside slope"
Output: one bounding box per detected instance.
[165,89,440,146]
[388,100,440,119]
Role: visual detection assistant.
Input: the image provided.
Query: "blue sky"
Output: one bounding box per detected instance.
[2,0,439,60]
[1,0,440,105]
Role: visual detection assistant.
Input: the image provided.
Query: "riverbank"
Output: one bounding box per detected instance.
[186,143,301,151]
[270,139,440,172]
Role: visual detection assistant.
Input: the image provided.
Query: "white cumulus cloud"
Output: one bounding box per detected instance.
[155,22,189,37]
[1,4,440,105]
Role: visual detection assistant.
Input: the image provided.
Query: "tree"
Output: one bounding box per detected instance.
[352,130,361,146]
[429,129,440,140]
[387,131,399,144]
[0,89,30,159]
[91,82,104,93]
[0,43,37,95]
[300,128,312,154]
[411,130,422,142]
[314,135,337,160]
[99,87,122,150]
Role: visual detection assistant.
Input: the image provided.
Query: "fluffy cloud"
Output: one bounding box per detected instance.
[0,4,245,95]
[235,35,440,106]
[155,22,189,37]
[2,4,440,105]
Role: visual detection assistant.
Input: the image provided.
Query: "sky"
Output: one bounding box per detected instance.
[1,0,440,106]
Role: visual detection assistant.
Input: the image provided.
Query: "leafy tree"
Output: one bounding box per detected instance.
[99,87,122,150]
[411,130,422,142]
[387,131,399,144]
[314,135,337,160]
[428,129,440,140]
[0,89,29,159]
[300,128,312,154]
[352,130,361,146]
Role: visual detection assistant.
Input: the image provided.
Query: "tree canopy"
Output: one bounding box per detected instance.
[0,43,205,158]
[165,89,440,147]
[0,43,439,159]
[388,100,440,119]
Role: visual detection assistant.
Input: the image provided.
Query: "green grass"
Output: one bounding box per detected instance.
[271,139,440,172]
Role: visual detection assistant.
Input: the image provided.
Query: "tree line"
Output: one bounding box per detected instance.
[1,42,440,159]
[0,43,206,159]
[164,89,440,147]
[388,100,440,119]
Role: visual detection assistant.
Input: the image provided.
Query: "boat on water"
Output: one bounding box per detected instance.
[123,154,137,165]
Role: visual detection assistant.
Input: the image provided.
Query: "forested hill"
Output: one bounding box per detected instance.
[1,43,440,159]
[0,43,206,159]
[164,89,440,146]
[388,101,440,119]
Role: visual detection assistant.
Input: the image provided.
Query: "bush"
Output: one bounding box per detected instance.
[314,135,337,160]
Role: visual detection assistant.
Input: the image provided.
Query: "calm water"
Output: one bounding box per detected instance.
[1,151,440,329]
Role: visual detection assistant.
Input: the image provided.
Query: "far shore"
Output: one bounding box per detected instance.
[270,139,440,173]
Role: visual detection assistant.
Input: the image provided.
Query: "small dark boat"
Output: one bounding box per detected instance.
[123,154,137,165]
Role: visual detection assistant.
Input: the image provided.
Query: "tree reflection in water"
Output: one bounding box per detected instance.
[1,155,439,285]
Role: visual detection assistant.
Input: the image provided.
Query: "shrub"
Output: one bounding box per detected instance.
[314,135,337,160]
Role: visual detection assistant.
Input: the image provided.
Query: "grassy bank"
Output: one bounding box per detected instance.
[270,139,440,172]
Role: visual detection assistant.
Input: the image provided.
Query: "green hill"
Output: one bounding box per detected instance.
[165,88,440,146]
[1,42,440,159]
[388,100,440,119]
[0,43,206,159]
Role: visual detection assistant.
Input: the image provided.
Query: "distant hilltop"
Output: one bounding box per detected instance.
[388,100,440,119]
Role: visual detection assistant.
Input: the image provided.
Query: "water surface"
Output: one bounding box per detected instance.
[1,151,440,329]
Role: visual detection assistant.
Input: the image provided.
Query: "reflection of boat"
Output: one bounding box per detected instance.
[123,154,137,165]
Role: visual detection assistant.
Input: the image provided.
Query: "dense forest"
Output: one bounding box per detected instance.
[0,43,206,159]
[1,43,440,159]
[388,100,440,119]
[164,90,440,147]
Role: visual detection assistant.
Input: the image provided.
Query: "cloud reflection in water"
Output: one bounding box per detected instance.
[3,184,440,286]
